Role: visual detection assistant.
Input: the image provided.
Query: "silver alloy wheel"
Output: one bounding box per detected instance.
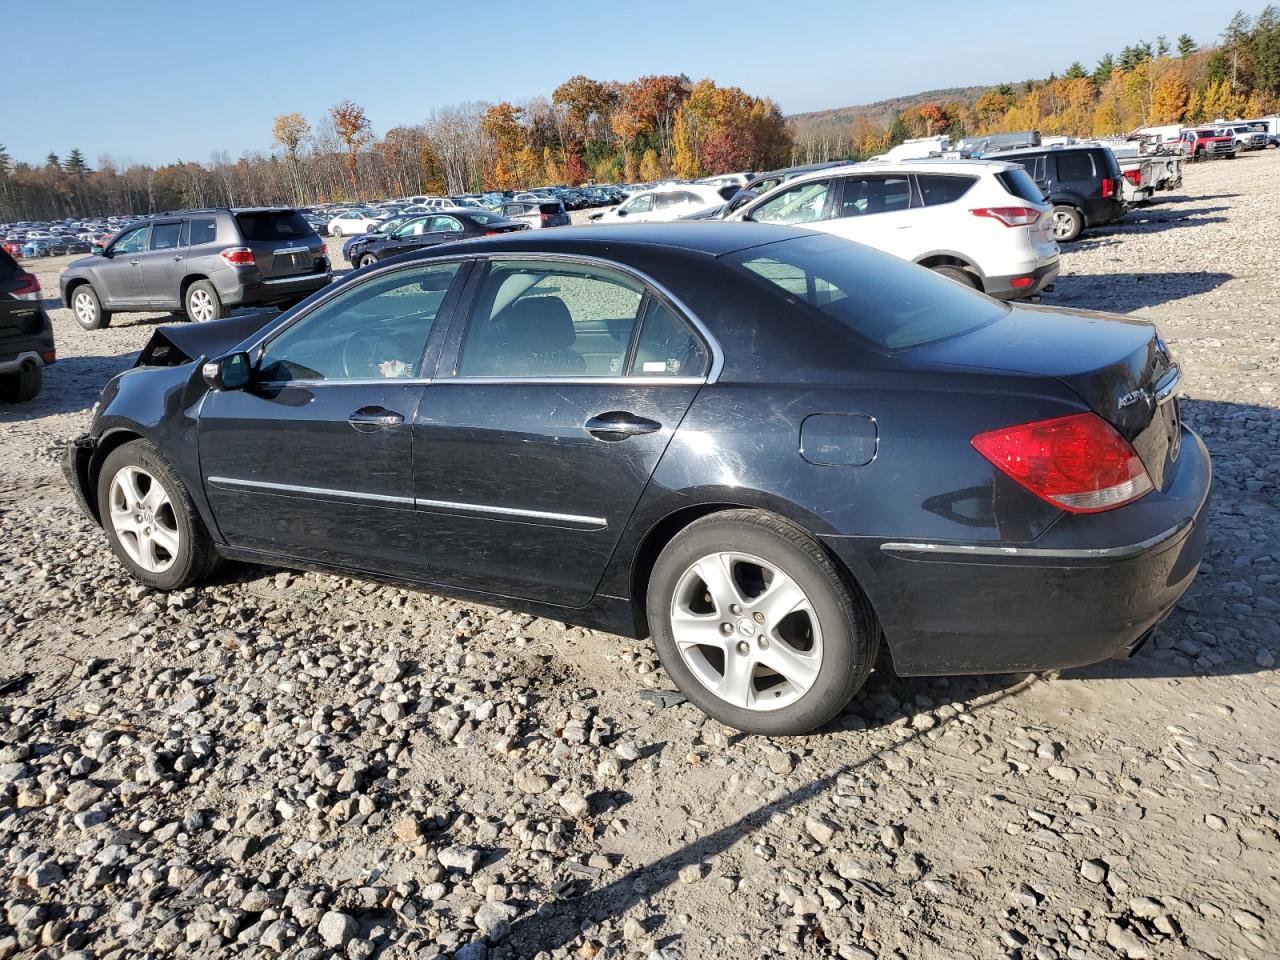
[360,254,377,268]
[1051,210,1075,239]
[108,465,180,574]
[73,290,95,325]
[188,287,215,322]
[669,551,823,712]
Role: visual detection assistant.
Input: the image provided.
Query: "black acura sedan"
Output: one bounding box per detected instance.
[348,209,527,270]
[63,224,1210,735]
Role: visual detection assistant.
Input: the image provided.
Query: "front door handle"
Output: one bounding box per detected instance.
[129,259,140,266]
[585,411,662,441]
[348,406,405,433]
[173,254,184,261]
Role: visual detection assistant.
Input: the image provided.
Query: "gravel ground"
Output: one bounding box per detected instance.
[1,155,1277,960]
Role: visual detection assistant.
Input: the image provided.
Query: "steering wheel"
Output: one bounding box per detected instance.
[341,329,416,379]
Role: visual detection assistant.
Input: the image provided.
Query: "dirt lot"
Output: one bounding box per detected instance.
[1,155,1277,960]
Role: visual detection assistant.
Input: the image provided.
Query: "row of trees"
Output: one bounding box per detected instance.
[0,74,792,221]
[791,7,1280,163]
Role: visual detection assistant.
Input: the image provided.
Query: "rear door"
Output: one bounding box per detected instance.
[199,259,468,576]
[140,219,187,309]
[822,174,919,257]
[413,256,711,606]
[233,210,323,281]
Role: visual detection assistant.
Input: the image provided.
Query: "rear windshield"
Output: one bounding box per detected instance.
[234,211,315,242]
[996,168,1045,204]
[723,234,1007,352]
[537,202,563,215]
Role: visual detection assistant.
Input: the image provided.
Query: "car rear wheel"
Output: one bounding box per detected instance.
[1050,205,1084,242]
[647,510,878,735]
[932,265,978,289]
[0,362,42,403]
[185,280,223,322]
[359,253,378,269]
[97,440,220,591]
[71,284,110,330]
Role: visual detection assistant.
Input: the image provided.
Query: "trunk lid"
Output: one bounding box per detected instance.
[912,304,1182,490]
[233,210,325,280]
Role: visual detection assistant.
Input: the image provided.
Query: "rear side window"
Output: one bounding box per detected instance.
[725,233,1006,352]
[916,175,977,206]
[235,211,314,242]
[995,169,1045,204]
[1055,152,1095,182]
[631,301,708,378]
[149,222,183,251]
[838,176,913,217]
[188,219,217,245]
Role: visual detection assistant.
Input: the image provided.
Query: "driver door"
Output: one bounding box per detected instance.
[198,259,469,577]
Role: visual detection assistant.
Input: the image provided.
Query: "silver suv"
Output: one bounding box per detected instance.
[60,208,330,330]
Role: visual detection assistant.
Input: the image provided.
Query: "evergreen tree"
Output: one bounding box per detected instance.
[1064,62,1087,79]
[1156,35,1170,58]
[1222,10,1253,91]
[885,111,909,147]
[64,149,89,175]
[1177,33,1198,57]
[45,152,60,169]
[1253,6,1280,94]
[1093,53,1116,84]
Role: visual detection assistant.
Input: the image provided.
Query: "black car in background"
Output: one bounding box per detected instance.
[994,145,1125,241]
[350,210,527,268]
[63,223,1209,735]
[0,248,55,402]
[59,208,331,330]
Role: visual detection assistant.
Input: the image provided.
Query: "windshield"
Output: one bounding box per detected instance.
[723,234,1007,352]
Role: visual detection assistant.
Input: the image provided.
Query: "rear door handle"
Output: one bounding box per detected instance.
[585,411,662,441]
[348,406,405,433]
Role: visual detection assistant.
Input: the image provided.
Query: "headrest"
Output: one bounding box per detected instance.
[502,296,575,352]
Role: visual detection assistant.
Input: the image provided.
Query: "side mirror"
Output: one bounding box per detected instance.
[91,244,105,256]
[615,208,627,217]
[202,352,251,391]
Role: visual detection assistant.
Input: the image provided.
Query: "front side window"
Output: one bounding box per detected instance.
[395,217,430,237]
[112,226,147,255]
[260,262,461,382]
[623,194,654,214]
[749,180,831,224]
[458,260,646,378]
[149,222,183,251]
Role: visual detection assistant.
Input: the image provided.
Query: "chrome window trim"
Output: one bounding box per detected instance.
[253,377,434,388]
[262,272,332,286]
[452,251,725,384]
[415,498,606,528]
[206,476,415,506]
[431,376,704,387]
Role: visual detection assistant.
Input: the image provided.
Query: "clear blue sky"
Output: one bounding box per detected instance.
[7,0,1235,167]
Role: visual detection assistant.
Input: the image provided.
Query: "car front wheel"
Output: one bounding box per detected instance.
[359,253,378,269]
[71,284,111,330]
[647,510,878,735]
[97,440,220,590]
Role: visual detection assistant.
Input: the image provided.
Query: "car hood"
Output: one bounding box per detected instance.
[138,309,278,367]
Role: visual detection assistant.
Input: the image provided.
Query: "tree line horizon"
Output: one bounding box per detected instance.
[1,7,1276,221]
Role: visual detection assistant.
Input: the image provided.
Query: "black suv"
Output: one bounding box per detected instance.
[992,145,1124,242]
[60,208,331,330]
[0,247,55,402]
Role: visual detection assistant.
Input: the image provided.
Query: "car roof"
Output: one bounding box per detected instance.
[991,144,1104,158]
[398,222,813,259]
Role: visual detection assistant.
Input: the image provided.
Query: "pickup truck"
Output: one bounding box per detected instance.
[1214,124,1269,151]
[1178,128,1237,160]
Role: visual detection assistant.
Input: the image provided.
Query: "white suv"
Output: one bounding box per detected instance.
[726,159,1060,301]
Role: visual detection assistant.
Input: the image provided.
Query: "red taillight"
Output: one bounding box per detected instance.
[1123,169,1142,187]
[539,214,553,227]
[1101,178,1116,199]
[970,206,1041,227]
[971,412,1153,514]
[11,272,40,300]
[483,231,499,237]
[219,246,255,266]
[41,350,56,364]
[1009,277,1033,289]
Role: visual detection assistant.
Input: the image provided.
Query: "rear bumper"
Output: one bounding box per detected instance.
[826,427,1212,676]
[985,259,1060,301]
[225,269,332,307]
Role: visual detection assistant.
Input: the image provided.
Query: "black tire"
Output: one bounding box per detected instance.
[0,363,42,403]
[70,284,111,330]
[359,253,379,269]
[1050,205,1084,243]
[646,509,879,735]
[96,440,221,591]
[931,265,978,289]
[330,224,343,237]
[184,280,223,323]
